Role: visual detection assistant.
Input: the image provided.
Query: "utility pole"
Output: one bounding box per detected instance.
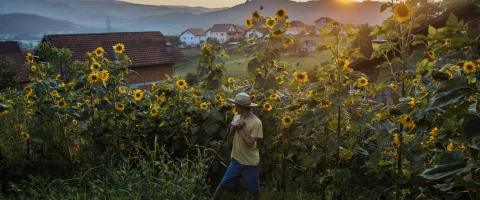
[106,15,111,32]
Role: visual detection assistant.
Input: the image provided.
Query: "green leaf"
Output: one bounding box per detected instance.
[30,138,43,144]
[369,150,382,166]
[446,13,459,31]
[376,129,391,146]
[427,76,473,110]
[378,160,392,166]
[464,117,480,139]
[204,123,218,135]
[380,3,390,12]
[376,69,393,85]
[342,149,354,160]
[333,168,351,184]
[420,162,466,180]
[328,27,341,36]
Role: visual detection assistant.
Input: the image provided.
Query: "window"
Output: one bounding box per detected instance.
[221,33,224,36]
[183,37,186,39]
[191,37,193,39]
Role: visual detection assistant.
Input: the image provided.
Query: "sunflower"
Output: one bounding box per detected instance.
[282,116,293,127]
[430,127,439,136]
[26,53,34,63]
[283,38,293,48]
[336,58,350,70]
[409,97,417,108]
[51,90,59,97]
[275,8,287,20]
[271,29,283,38]
[357,77,368,87]
[115,103,125,111]
[118,86,127,93]
[306,90,313,97]
[321,101,329,108]
[251,10,262,21]
[133,89,143,101]
[265,17,276,29]
[30,65,37,72]
[245,18,253,29]
[88,72,100,83]
[90,62,102,71]
[216,96,225,102]
[150,107,159,117]
[176,79,187,89]
[114,43,125,54]
[446,68,453,77]
[276,76,284,85]
[269,93,279,101]
[57,99,67,109]
[186,117,191,125]
[444,38,449,45]
[285,19,290,29]
[393,2,412,23]
[95,47,105,57]
[21,132,29,141]
[427,51,435,59]
[399,114,416,129]
[100,70,109,82]
[293,71,308,83]
[7,100,13,106]
[413,79,420,85]
[25,87,33,95]
[200,102,208,110]
[193,95,201,103]
[23,95,29,101]
[72,119,78,125]
[263,102,273,111]
[391,83,397,90]
[447,142,454,152]
[393,133,401,146]
[228,77,234,84]
[463,61,477,74]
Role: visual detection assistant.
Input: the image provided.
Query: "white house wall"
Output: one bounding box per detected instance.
[180,31,206,45]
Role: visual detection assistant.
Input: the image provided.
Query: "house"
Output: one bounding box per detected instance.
[41,31,188,89]
[302,40,317,52]
[179,28,206,46]
[0,41,32,83]
[244,27,264,38]
[286,20,306,35]
[206,24,243,43]
[314,17,344,35]
[235,25,249,37]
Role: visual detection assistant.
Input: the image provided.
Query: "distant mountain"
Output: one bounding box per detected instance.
[131,0,391,35]
[0,13,85,35]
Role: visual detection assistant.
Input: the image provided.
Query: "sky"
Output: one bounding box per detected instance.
[120,0,362,8]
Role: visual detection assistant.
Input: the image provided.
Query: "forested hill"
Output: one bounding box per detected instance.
[0,13,84,35]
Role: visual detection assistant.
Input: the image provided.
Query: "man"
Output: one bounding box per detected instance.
[213,92,263,200]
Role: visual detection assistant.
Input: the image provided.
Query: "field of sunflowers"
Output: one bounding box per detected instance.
[1,0,480,199]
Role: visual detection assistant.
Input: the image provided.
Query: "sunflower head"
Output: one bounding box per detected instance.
[30,65,37,72]
[282,116,293,127]
[115,103,125,111]
[463,61,477,74]
[95,47,105,57]
[427,51,435,59]
[228,77,234,84]
[133,89,143,101]
[393,2,413,23]
[88,72,100,83]
[263,103,273,111]
[100,70,109,82]
[251,10,262,21]
[114,43,125,54]
[25,87,33,95]
[283,38,293,47]
[118,86,127,93]
[176,79,187,89]
[269,93,279,101]
[57,99,67,109]
[245,17,253,29]
[265,17,276,29]
[51,90,59,97]
[150,107,159,117]
[26,53,34,63]
[306,90,313,97]
[358,77,368,87]
[72,119,78,125]
[294,72,308,83]
[200,102,209,110]
[194,95,201,103]
[285,19,291,29]
[276,76,284,85]
[90,62,102,71]
[275,8,287,20]
[21,132,29,141]
[271,29,284,38]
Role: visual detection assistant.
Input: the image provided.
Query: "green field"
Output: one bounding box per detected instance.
[174,35,332,78]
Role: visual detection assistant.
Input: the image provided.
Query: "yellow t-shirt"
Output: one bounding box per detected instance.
[231,114,263,166]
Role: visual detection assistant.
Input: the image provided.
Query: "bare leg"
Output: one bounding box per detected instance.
[213,185,226,200]
[253,190,261,200]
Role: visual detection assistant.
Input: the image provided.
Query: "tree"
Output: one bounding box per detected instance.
[0,57,20,91]
[351,23,375,57]
[416,0,446,22]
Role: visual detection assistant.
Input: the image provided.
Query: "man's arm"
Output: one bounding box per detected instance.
[237,128,257,148]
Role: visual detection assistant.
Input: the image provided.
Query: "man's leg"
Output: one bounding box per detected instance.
[242,163,261,199]
[253,190,261,200]
[213,185,227,200]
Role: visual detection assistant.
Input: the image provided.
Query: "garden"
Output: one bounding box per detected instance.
[1,0,480,199]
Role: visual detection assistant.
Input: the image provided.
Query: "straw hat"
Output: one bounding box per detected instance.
[228,92,258,107]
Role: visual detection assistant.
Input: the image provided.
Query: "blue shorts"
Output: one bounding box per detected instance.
[219,159,260,193]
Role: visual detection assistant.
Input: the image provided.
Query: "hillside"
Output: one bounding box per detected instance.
[131,0,391,35]
[0,13,85,35]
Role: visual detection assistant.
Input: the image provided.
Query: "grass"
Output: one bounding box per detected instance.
[174,35,334,78]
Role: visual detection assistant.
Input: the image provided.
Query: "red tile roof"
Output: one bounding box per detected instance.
[207,24,239,32]
[314,17,336,23]
[42,32,188,67]
[0,41,22,54]
[185,28,206,36]
[290,20,305,27]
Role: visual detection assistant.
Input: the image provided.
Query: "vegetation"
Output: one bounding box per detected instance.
[1,0,480,199]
